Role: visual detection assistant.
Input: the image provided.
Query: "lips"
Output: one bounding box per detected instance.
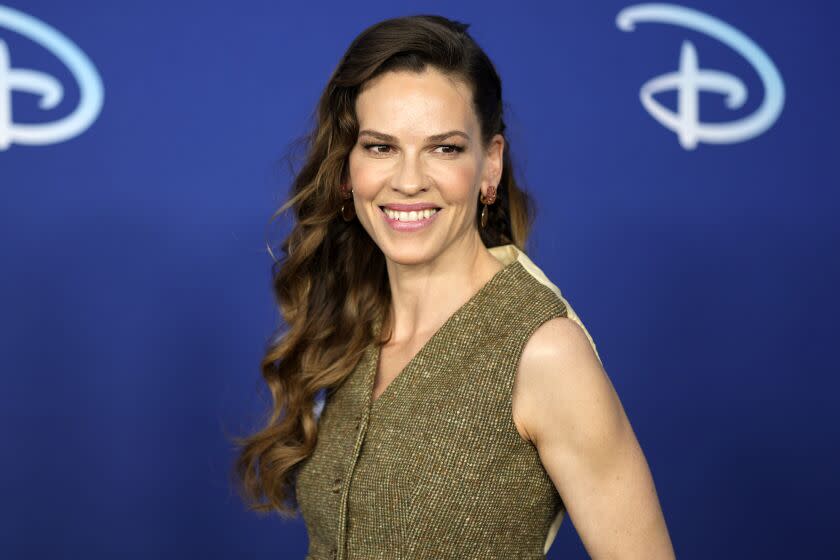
[379,204,441,231]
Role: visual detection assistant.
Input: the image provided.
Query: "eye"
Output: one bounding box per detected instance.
[435,144,465,155]
[362,143,392,155]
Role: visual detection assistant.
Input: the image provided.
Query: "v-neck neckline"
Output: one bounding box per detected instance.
[364,258,521,414]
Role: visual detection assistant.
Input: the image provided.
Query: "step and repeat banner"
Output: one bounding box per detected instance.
[2,1,837,558]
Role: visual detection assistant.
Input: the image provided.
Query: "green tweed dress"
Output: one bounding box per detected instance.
[294,244,602,560]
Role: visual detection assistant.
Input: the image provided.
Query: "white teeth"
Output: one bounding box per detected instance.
[383,207,439,221]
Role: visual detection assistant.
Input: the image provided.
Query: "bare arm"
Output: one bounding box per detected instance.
[514,317,675,559]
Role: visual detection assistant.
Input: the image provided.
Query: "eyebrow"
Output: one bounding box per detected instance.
[357,129,471,143]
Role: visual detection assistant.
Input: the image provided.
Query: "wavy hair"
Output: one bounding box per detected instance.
[231,14,538,518]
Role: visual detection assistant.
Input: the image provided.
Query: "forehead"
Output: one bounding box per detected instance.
[355,68,476,133]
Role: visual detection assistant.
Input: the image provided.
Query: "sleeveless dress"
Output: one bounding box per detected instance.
[294,244,602,560]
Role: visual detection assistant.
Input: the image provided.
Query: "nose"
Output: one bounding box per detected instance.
[391,151,428,195]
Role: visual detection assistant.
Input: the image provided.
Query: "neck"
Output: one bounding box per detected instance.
[382,233,505,345]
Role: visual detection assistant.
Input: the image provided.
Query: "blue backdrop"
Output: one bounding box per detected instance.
[2,1,837,558]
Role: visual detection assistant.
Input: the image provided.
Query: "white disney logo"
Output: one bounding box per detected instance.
[0,5,103,151]
[616,3,785,150]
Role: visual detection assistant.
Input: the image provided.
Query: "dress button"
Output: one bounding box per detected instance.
[332,477,342,494]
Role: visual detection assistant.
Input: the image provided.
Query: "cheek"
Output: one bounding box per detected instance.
[348,153,377,197]
[440,164,479,203]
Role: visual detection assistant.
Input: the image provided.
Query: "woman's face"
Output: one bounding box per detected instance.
[348,67,504,266]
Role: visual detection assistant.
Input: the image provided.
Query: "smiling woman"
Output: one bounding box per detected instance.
[231,14,674,560]
[347,67,504,261]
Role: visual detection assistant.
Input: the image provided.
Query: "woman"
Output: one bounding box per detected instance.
[234,14,675,560]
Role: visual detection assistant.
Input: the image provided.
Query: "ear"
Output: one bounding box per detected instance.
[480,133,505,198]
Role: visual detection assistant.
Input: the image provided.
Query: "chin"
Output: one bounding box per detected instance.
[379,242,441,267]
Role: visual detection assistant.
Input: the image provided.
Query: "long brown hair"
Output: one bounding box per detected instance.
[231,14,538,518]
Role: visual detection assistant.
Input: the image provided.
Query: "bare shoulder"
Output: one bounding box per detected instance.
[520,316,596,369]
[512,317,676,558]
[512,316,622,450]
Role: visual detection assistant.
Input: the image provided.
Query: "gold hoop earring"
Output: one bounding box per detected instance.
[479,184,497,229]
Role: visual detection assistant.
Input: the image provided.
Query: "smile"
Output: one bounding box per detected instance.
[378,206,441,232]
